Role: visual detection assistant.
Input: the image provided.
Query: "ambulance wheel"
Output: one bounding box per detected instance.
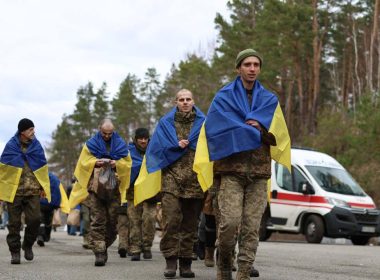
[304,215,324,243]
[351,236,370,245]
[259,210,272,241]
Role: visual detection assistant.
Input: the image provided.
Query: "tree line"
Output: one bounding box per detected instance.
[48,0,380,205]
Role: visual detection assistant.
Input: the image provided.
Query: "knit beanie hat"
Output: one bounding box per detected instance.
[134,128,149,139]
[18,118,35,132]
[235,48,263,68]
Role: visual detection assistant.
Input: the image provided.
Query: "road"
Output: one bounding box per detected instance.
[0,229,379,280]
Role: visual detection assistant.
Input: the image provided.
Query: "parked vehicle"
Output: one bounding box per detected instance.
[260,148,380,245]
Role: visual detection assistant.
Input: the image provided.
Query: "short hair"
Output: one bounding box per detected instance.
[98,118,114,130]
[175,89,193,100]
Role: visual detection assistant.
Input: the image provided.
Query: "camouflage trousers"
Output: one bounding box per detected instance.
[217,175,267,270]
[127,200,156,254]
[160,193,203,258]
[87,192,120,253]
[7,195,40,252]
[38,204,55,242]
[80,204,91,247]
[117,206,129,251]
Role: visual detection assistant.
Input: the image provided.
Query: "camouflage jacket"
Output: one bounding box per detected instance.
[16,141,42,196]
[214,130,275,179]
[162,110,203,199]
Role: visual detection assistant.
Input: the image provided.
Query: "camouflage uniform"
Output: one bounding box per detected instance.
[117,205,129,254]
[126,185,156,255]
[215,144,272,279]
[80,199,91,249]
[7,142,42,253]
[87,167,120,254]
[160,111,204,259]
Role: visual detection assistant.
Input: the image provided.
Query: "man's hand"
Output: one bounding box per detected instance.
[110,160,116,168]
[40,190,46,198]
[246,119,262,131]
[95,159,104,167]
[178,139,189,149]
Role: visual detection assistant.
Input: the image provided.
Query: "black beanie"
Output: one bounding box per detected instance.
[134,128,149,139]
[18,118,35,132]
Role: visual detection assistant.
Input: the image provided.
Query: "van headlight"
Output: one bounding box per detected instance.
[326,197,350,208]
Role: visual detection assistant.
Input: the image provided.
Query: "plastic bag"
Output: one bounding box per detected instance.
[97,162,118,201]
[67,209,80,226]
[52,209,62,227]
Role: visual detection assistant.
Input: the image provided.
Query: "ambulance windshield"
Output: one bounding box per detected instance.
[305,166,366,196]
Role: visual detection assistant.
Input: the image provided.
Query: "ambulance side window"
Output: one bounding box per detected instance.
[275,163,293,191]
[293,168,308,193]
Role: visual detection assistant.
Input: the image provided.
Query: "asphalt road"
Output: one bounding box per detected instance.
[0,229,379,280]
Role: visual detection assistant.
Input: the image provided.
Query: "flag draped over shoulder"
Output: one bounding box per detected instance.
[134,106,205,205]
[0,133,51,203]
[69,131,132,208]
[194,77,291,191]
[40,173,70,214]
[128,143,143,185]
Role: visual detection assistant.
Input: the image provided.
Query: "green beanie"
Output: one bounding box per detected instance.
[235,48,263,68]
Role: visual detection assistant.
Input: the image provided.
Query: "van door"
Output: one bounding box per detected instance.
[270,163,314,231]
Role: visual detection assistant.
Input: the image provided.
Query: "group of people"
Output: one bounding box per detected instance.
[0,48,290,280]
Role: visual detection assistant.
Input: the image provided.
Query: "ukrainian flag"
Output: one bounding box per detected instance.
[0,133,51,203]
[40,173,70,214]
[134,107,205,205]
[69,131,131,208]
[194,77,291,191]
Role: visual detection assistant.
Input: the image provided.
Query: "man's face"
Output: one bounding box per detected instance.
[100,126,113,142]
[176,91,194,113]
[20,127,35,141]
[237,56,261,84]
[136,137,148,151]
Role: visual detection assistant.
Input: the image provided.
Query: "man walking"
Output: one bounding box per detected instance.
[69,119,131,266]
[124,128,157,261]
[0,118,51,264]
[194,49,291,279]
[135,89,205,278]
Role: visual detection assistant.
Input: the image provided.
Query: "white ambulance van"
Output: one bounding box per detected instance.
[259,148,380,245]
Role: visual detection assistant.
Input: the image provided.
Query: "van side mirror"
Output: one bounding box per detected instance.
[300,181,315,195]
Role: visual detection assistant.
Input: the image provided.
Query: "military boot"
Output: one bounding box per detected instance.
[250,266,259,277]
[143,249,152,259]
[164,256,177,278]
[23,247,34,261]
[37,235,45,247]
[118,248,127,258]
[179,258,195,278]
[216,253,232,280]
[204,247,215,267]
[236,266,251,280]
[11,251,21,264]
[94,252,106,266]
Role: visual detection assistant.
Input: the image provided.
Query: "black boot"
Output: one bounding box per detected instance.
[118,248,127,258]
[179,258,195,278]
[37,235,45,247]
[11,251,21,264]
[23,247,34,261]
[94,252,106,266]
[250,266,259,277]
[164,256,177,278]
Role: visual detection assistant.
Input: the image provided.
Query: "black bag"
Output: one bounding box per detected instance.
[97,162,118,202]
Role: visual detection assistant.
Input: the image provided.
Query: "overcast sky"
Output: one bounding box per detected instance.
[0,0,229,153]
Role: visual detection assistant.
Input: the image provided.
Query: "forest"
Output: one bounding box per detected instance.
[48,0,380,205]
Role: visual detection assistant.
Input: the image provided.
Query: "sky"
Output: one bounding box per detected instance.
[0,0,230,153]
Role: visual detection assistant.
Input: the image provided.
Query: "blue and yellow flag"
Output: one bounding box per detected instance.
[194,77,291,191]
[134,107,205,205]
[40,173,70,214]
[0,133,51,203]
[128,142,143,185]
[69,131,132,208]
